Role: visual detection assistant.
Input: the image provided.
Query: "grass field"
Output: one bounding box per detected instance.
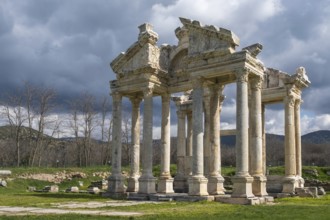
[0,166,329,219]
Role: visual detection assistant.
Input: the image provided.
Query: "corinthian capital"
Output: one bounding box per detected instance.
[250,76,263,91]
[285,95,296,108]
[112,92,122,102]
[235,69,249,83]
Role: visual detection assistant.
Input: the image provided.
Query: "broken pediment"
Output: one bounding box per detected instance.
[110,23,161,78]
[179,17,240,56]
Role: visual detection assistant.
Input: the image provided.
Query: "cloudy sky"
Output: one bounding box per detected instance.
[0,0,329,137]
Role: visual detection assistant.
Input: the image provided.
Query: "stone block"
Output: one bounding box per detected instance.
[0,179,7,187]
[127,176,139,192]
[207,176,225,195]
[138,177,156,194]
[66,186,79,193]
[188,176,208,196]
[157,176,174,194]
[107,174,127,194]
[88,187,100,194]
[318,187,326,195]
[296,187,318,198]
[231,176,254,198]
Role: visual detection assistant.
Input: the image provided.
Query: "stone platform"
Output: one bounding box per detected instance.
[125,192,274,205]
[127,192,214,202]
[215,195,274,205]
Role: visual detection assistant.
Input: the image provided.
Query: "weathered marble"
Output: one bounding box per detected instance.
[108,17,310,202]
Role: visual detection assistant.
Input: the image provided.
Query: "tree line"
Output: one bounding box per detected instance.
[0,82,329,168]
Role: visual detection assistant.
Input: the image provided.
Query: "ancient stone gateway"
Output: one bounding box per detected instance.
[106,18,310,204]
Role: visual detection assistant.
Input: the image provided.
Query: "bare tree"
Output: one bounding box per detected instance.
[29,86,57,166]
[1,94,28,166]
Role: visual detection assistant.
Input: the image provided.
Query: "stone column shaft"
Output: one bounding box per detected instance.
[107,92,126,194]
[158,94,174,193]
[295,100,302,176]
[127,96,141,192]
[284,95,297,177]
[249,77,267,196]
[174,110,187,192]
[186,112,193,176]
[208,85,225,195]
[188,79,208,196]
[203,93,211,176]
[232,70,254,198]
[139,87,156,194]
[262,104,266,175]
[295,99,304,188]
[282,95,298,193]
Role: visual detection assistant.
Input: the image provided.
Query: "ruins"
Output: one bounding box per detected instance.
[106,18,310,204]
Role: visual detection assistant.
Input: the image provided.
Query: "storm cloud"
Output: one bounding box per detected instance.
[0,0,329,135]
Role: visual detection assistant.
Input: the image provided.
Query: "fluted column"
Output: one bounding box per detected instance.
[188,78,208,196]
[282,94,298,193]
[174,110,187,192]
[203,92,211,176]
[208,84,225,195]
[186,111,193,176]
[138,86,156,194]
[249,76,268,196]
[158,93,174,193]
[232,70,254,198]
[262,104,266,175]
[295,99,304,187]
[127,96,142,192]
[107,92,126,194]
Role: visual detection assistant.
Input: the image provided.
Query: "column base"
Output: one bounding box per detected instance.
[252,174,268,196]
[231,175,254,198]
[188,175,209,196]
[107,174,127,194]
[297,176,305,188]
[127,176,139,192]
[173,174,188,193]
[207,175,225,195]
[282,175,299,194]
[138,175,156,194]
[158,175,174,194]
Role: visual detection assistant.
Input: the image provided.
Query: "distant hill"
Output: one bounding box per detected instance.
[0,125,53,140]
[302,130,330,144]
[220,131,330,147]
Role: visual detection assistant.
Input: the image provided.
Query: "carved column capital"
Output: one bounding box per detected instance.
[250,76,263,91]
[235,69,249,83]
[112,92,122,102]
[130,96,142,108]
[285,95,296,108]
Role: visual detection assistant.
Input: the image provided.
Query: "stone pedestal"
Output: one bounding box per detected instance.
[138,176,157,194]
[158,176,174,193]
[107,174,127,194]
[127,176,139,192]
[231,176,254,198]
[188,176,208,196]
[282,176,299,194]
[252,175,268,196]
[208,176,225,195]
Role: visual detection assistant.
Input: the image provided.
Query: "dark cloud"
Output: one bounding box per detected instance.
[0,0,330,134]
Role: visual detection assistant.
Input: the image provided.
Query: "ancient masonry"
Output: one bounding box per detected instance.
[106,18,310,204]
